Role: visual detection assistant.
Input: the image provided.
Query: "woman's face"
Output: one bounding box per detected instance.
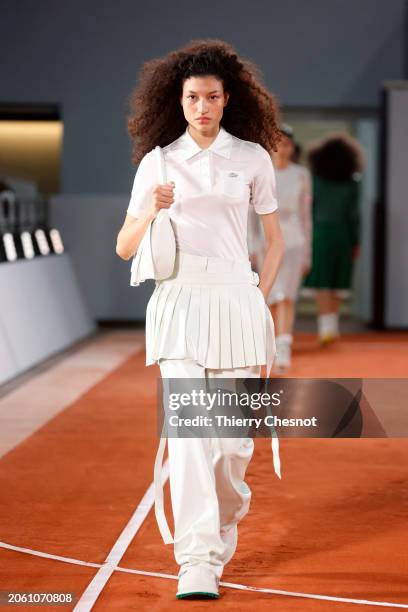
[180,75,229,134]
[272,134,294,164]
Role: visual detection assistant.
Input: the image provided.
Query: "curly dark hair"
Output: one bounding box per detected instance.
[307,132,365,182]
[126,38,282,165]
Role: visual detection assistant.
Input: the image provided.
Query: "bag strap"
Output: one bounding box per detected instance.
[154,145,167,184]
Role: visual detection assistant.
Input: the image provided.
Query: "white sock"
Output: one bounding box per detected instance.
[276,333,293,345]
[317,314,332,336]
[275,334,292,368]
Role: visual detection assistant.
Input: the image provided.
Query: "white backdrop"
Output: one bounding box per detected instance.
[384,83,408,327]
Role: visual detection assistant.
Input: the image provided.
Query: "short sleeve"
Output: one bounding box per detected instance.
[250,144,279,214]
[127,150,157,218]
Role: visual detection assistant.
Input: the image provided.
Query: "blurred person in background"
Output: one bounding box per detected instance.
[248,124,312,371]
[291,140,303,164]
[303,133,364,343]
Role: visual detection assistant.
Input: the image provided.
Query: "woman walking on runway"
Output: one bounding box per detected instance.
[116,39,284,600]
[248,124,312,371]
[303,133,363,343]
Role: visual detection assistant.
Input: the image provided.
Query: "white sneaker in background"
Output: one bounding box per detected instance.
[318,313,340,345]
[274,334,293,371]
[329,312,340,337]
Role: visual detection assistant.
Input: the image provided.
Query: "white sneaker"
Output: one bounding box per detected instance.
[176,565,220,599]
[274,335,292,371]
[318,313,340,344]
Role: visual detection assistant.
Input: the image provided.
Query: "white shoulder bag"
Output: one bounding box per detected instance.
[130,146,176,286]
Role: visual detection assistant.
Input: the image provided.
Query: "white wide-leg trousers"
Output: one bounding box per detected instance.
[159,357,261,580]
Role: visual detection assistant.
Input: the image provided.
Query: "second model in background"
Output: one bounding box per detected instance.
[248,123,312,371]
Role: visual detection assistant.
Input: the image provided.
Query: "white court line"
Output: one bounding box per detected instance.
[1,538,407,609]
[72,459,170,611]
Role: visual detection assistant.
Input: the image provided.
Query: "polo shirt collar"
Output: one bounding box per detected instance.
[176,125,233,160]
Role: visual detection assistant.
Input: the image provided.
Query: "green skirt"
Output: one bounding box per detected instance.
[303,224,354,290]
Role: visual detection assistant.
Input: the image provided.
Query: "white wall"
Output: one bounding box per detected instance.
[0,254,96,384]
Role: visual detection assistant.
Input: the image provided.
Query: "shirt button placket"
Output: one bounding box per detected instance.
[199,149,211,190]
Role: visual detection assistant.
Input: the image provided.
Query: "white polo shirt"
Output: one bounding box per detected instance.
[127,125,279,261]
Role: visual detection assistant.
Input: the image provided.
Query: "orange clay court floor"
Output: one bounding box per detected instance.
[0,331,407,611]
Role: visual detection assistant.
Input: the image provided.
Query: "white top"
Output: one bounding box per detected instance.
[126,125,279,261]
[275,163,312,247]
[248,161,312,266]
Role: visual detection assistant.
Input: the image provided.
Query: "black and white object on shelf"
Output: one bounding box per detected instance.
[32,198,50,256]
[19,198,37,259]
[35,198,64,255]
[0,187,18,262]
[48,227,64,254]
[0,178,65,262]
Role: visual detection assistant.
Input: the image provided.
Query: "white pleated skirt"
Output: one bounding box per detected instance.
[145,249,276,372]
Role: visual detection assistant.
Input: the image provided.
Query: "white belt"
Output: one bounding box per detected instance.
[153,282,281,545]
